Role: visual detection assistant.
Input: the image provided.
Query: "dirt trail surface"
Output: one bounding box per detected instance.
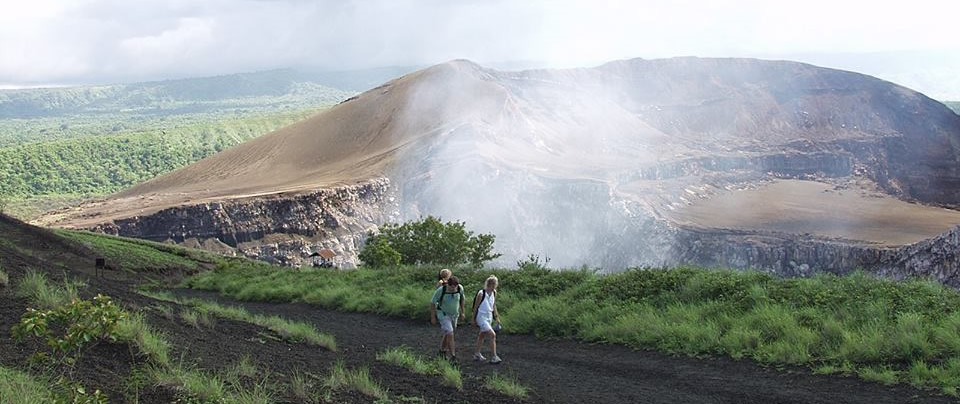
[171,289,953,404]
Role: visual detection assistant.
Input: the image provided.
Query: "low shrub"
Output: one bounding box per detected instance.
[13,294,126,366]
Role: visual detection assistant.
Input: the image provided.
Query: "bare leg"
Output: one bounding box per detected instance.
[489,330,497,357]
[475,332,484,354]
[449,332,456,357]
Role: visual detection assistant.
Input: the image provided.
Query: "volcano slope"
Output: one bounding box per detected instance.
[41,57,960,281]
[0,215,956,404]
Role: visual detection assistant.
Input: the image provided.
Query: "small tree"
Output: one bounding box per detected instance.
[360,216,501,268]
[357,236,402,268]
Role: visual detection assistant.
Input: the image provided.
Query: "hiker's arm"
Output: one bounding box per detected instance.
[471,292,481,317]
[493,293,500,322]
[430,304,437,324]
[459,290,466,319]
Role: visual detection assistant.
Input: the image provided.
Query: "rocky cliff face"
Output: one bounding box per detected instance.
[670,225,960,288]
[88,179,396,267]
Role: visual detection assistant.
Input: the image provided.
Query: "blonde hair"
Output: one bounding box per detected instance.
[485,275,499,289]
[438,268,452,280]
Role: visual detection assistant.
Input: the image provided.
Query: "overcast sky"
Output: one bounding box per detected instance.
[2,0,960,98]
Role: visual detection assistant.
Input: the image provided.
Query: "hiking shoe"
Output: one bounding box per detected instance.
[473,352,487,361]
[449,355,459,364]
[489,355,502,364]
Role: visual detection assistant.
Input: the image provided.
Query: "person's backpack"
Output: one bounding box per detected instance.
[435,285,463,314]
[472,289,495,321]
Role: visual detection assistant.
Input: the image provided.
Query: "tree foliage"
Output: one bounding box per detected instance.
[359,216,502,268]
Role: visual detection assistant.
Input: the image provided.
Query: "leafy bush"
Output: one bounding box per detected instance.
[13,294,126,366]
[357,237,401,268]
[360,216,501,267]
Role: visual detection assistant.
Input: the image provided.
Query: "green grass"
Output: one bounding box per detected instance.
[227,355,258,381]
[55,230,209,272]
[15,269,80,309]
[115,313,172,366]
[376,346,462,389]
[290,370,314,402]
[0,366,56,403]
[188,262,960,394]
[484,373,530,399]
[142,290,336,351]
[148,362,227,402]
[147,360,274,404]
[179,308,215,329]
[324,360,388,400]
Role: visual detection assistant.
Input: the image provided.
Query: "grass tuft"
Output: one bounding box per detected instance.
[325,360,388,400]
[15,270,80,309]
[290,370,313,403]
[148,362,226,403]
[377,346,462,389]
[227,355,258,381]
[484,373,530,399]
[116,313,172,366]
[0,366,56,403]
[141,291,337,351]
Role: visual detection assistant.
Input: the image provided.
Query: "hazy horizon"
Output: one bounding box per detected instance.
[2,1,960,99]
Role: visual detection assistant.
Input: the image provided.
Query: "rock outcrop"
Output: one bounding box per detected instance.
[88,179,396,267]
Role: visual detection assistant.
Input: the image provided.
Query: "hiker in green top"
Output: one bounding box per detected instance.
[430,275,465,361]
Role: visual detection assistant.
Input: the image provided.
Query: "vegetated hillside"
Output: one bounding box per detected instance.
[48,58,960,272]
[0,108,326,219]
[0,68,391,219]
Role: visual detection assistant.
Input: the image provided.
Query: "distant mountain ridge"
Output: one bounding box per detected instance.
[0,66,419,119]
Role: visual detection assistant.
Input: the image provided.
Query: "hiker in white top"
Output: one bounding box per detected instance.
[472,275,502,364]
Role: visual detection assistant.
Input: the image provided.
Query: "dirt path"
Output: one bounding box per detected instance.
[172,289,955,404]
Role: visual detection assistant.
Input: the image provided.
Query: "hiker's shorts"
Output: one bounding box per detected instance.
[438,315,456,335]
[477,312,494,333]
